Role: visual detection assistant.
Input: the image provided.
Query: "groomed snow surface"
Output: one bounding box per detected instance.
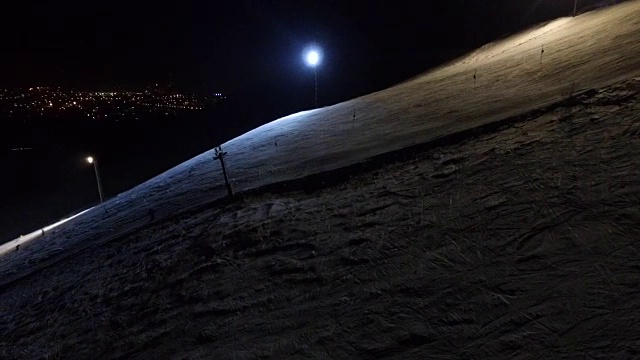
[2,1,640,358]
[2,76,640,359]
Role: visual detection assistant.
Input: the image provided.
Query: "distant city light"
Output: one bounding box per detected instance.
[0,86,216,119]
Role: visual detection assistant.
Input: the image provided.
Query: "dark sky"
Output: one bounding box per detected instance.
[0,0,612,117]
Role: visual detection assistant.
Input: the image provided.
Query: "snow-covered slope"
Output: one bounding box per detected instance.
[2,1,640,280]
[3,77,640,359]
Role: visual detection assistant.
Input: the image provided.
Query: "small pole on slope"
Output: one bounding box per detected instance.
[540,45,544,64]
[473,69,477,90]
[214,146,234,198]
[352,109,356,129]
[573,0,578,17]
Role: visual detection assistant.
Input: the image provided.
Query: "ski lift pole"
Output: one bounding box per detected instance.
[214,146,234,198]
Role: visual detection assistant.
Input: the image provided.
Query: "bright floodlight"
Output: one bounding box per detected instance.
[86,156,94,164]
[305,50,321,67]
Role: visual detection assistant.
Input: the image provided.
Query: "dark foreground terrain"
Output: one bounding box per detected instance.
[1,78,640,359]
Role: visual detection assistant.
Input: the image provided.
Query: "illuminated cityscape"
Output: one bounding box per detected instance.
[0,86,224,120]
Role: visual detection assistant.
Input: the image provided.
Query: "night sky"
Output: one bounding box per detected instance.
[0,0,610,120]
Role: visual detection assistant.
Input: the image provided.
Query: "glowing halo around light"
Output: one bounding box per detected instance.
[304,47,322,67]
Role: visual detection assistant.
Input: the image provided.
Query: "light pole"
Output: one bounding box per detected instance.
[573,0,578,16]
[304,48,322,108]
[86,156,104,203]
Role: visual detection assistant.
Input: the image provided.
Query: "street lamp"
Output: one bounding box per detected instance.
[304,47,322,108]
[573,0,578,17]
[86,156,104,203]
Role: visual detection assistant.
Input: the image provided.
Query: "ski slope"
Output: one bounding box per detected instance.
[2,1,640,281]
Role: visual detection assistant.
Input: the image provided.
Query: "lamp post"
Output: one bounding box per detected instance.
[573,0,578,16]
[86,156,104,203]
[304,48,322,108]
